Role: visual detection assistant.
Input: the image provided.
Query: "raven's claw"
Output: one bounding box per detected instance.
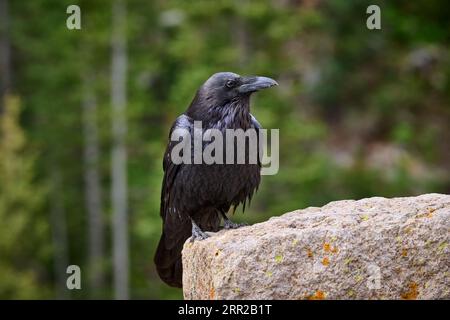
[190,221,209,242]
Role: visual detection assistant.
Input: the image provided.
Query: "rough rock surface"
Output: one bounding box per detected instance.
[182,194,450,299]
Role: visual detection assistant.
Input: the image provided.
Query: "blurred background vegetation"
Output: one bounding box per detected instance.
[0,0,449,299]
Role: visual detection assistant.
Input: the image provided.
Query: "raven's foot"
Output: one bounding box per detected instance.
[223,219,248,230]
[190,221,209,242]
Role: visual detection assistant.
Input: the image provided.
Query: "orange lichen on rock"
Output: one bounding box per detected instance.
[306,248,313,258]
[401,248,408,257]
[209,286,215,300]
[323,242,339,254]
[401,282,419,300]
[322,257,330,266]
[307,290,326,300]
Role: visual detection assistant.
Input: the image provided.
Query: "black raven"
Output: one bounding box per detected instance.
[154,72,278,288]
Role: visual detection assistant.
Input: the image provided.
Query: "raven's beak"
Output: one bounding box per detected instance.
[238,76,278,94]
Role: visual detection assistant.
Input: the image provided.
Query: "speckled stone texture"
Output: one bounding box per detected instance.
[182,194,450,300]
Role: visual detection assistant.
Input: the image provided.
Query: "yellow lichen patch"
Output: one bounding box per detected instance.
[347,290,355,297]
[426,208,435,218]
[292,239,299,246]
[307,290,326,300]
[418,208,435,218]
[233,287,241,294]
[355,275,363,283]
[344,258,353,265]
[306,248,314,258]
[275,254,283,263]
[265,271,273,277]
[322,257,330,266]
[401,249,408,257]
[401,282,419,300]
[438,242,448,252]
[360,214,369,221]
[209,286,215,300]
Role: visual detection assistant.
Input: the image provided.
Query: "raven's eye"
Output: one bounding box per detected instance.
[226,80,236,88]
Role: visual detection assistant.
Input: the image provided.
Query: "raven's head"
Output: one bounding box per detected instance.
[186,72,278,121]
[192,72,278,108]
[203,71,278,102]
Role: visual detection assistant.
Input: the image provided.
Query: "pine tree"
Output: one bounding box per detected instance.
[0,96,48,298]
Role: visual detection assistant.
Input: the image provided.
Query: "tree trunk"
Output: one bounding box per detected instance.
[233,16,250,67]
[110,0,129,300]
[50,169,69,300]
[82,72,105,297]
[0,0,11,114]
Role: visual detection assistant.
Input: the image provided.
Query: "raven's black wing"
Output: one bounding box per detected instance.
[160,114,192,220]
[155,114,193,288]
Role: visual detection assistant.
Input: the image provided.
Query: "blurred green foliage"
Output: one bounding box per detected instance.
[0,0,448,299]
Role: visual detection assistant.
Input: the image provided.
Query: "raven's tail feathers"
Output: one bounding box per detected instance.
[154,227,190,288]
[154,210,220,288]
